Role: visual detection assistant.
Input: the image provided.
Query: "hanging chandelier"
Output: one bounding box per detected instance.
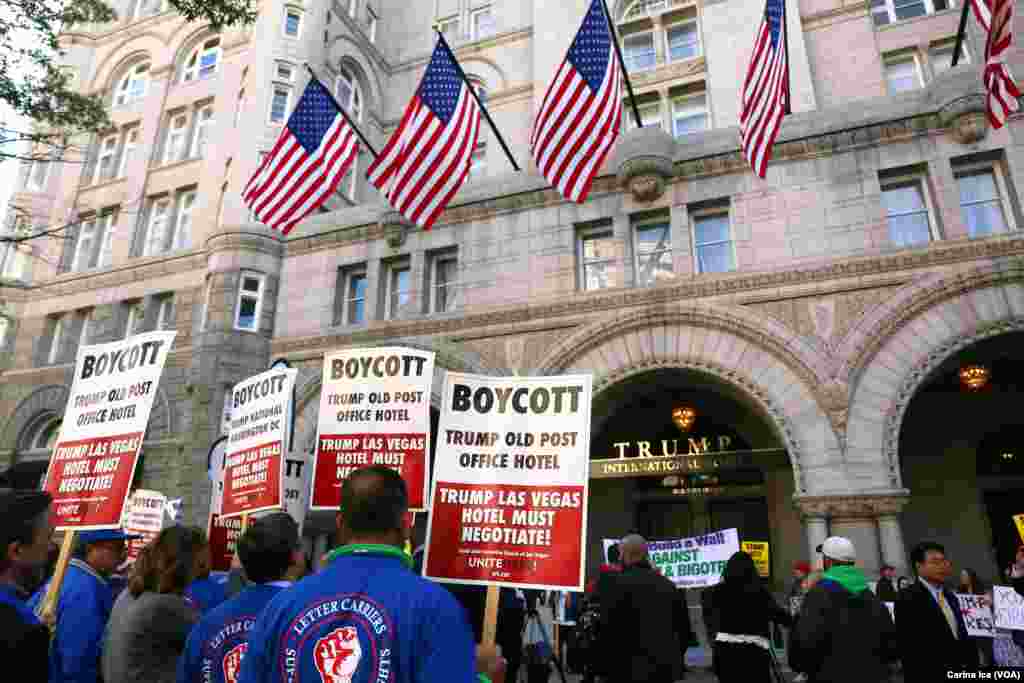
[671,405,697,432]
[959,364,991,392]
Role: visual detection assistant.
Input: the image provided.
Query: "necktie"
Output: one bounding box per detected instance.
[937,590,959,639]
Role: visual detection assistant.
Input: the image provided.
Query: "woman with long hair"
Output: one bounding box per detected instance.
[705,551,792,683]
[101,526,206,683]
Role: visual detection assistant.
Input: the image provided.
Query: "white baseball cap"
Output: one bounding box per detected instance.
[816,536,856,562]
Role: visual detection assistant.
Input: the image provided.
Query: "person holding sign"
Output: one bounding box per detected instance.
[0,490,54,678]
[236,466,505,683]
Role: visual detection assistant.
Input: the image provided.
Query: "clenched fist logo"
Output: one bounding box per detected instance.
[314,626,362,683]
[222,643,248,683]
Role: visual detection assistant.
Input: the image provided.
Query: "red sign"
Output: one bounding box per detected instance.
[208,513,244,572]
[313,433,427,510]
[44,433,144,529]
[221,441,284,518]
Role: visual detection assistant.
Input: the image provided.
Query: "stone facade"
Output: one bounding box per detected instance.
[1,0,1023,584]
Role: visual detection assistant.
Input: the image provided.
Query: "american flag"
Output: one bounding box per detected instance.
[366,40,481,230]
[968,0,1020,128]
[531,0,622,204]
[740,0,790,179]
[242,78,358,235]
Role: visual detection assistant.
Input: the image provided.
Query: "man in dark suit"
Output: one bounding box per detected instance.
[896,541,978,679]
[598,534,692,683]
[875,564,898,602]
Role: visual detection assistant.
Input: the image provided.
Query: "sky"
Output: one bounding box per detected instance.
[0,103,27,229]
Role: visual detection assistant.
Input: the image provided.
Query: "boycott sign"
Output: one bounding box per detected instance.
[311,347,434,511]
[124,489,166,563]
[994,586,1024,631]
[43,331,176,529]
[742,540,770,578]
[602,529,740,588]
[221,368,298,518]
[208,513,244,572]
[956,593,996,637]
[424,372,592,591]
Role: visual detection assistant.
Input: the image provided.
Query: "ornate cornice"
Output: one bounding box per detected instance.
[21,250,208,300]
[794,492,911,519]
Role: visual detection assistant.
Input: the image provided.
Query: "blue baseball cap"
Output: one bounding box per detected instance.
[78,529,143,544]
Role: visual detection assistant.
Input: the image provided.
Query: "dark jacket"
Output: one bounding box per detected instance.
[704,580,792,641]
[598,562,692,683]
[790,566,897,683]
[875,576,897,603]
[101,591,198,683]
[0,584,49,683]
[895,579,978,679]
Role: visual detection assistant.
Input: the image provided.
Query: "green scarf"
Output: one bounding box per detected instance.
[324,543,413,570]
[823,564,869,594]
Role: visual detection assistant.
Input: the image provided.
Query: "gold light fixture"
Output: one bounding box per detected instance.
[959,364,991,392]
[671,405,697,432]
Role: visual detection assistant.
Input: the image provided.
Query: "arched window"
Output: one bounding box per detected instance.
[114,62,150,107]
[20,414,62,453]
[335,66,363,122]
[182,37,222,83]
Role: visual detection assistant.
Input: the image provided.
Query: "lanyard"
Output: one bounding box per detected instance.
[325,544,413,570]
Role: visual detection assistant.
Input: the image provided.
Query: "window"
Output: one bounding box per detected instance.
[234,272,265,331]
[623,0,667,20]
[72,211,116,271]
[430,252,458,313]
[132,0,162,19]
[95,134,119,183]
[284,8,302,37]
[164,113,189,164]
[471,7,495,40]
[367,6,378,42]
[627,100,662,130]
[385,262,411,320]
[27,159,49,191]
[881,177,935,247]
[191,105,215,158]
[98,213,115,268]
[78,310,92,348]
[114,63,149,107]
[623,32,656,72]
[0,241,27,281]
[144,197,172,255]
[438,16,460,39]
[156,296,175,330]
[172,190,195,250]
[270,86,291,124]
[72,217,97,271]
[577,226,620,291]
[667,21,700,61]
[125,302,145,338]
[183,37,222,82]
[119,127,139,177]
[672,93,708,137]
[956,167,1011,237]
[276,62,295,81]
[47,315,64,365]
[930,40,966,76]
[634,219,673,286]
[23,415,62,451]
[336,67,363,121]
[693,212,735,274]
[884,54,922,94]
[871,0,951,25]
[337,267,368,325]
[0,316,9,350]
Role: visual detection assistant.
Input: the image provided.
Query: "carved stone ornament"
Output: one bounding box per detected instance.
[614,126,676,202]
[794,493,910,520]
[818,380,850,446]
[939,93,989,145]
[380,211,413,249]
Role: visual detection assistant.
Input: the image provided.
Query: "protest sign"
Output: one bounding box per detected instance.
[123,489,166,563]
[424,372,592,591]
[264,452,311,535]
[1014,513,1024,543]
[993,585,1024,631]
[311,347,434,511]
[742,540,770,578]
[208,513,244,572]
[43,331,176,530]
[956,593,995,637]
[221,367,298,519]
[603,529,740,588]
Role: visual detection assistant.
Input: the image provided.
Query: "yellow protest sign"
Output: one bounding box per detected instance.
[1014,513,1024,543]
[742,540,770,577]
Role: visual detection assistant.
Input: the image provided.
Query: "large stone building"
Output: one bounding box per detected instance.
[2,0,1024,601]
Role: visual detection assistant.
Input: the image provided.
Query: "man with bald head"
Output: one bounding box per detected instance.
[596,534,692,682]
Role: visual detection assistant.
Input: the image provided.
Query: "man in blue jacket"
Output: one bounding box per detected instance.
[178,512,303,683]
[237,466,504,683]
[30,528,138,683]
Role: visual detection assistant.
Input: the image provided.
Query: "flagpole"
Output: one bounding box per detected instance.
[951,0,971,67]
[434,31,520,172]
[599,0,643,129]
[782,0,792,115]
[303,63,380,159]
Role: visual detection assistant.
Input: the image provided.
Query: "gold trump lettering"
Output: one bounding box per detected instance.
[611,436,733,459]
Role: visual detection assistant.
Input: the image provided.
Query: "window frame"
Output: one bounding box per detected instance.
[430,251,458,314]
[190,104,215,158]
[883,52,924,94]
[632,216,674,287]
[72,216,98,272]
[182,37,222,83]
[627,99,663,130]
[336,67,363,122]
[233,271,266,332]
[171,190,196,251]
[622,0,668,21]
[132,0,163,20]
[269,85,292,125]
[665,19,701,62]
[284,7,302,37]
[339,267,368,326]
[144,196,173,256]
[872,0,952,25]
[576,224,618,291]
[114,63,150,108]
[26,159,50,191]
[97,210,116,269]
[929,38,967,77]
[438,15,461,40]
[156,296,175,331]
[95,133,120,184]
[671,91,709,138]
[118,126,140,178]
[690,208,737,275]
[383,261,412,321]
[124,301,145,338]
[953,161,1016,237]
[880,173,940,247]
[470,6,495,41]
[622,30,657,73]
[164,112,190,165]
[78,310,92,349]
[47,315,64,365]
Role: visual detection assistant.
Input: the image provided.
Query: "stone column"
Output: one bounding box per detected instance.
[877,515,908,576]
[830,516,882,577]
[804,515,829,570]
[795,493,910,576]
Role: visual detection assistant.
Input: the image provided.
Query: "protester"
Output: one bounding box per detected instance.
[102,526,205,683]
[585,542,621,595]
[30,528,137,683]
[702,551,790,683]
[236,466,504,683]
[497,588,541,683]
[178,513,303,683]
[1011,543,1024,596]
[596,534,691,683]
[790,537,897,683]
[183,537,227,616]
[875,564,898,602]
[895,541,978,679]
[955,568,994,666]
[0,490,53,678]
[790,561,811,603]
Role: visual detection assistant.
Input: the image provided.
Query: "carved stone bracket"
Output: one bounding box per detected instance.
[939,93,989,145]
[794,492,910,520]
[380,211,414,249]
[818,380,850,449]
[614,127,676,202]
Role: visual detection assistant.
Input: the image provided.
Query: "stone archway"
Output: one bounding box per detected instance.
[536,302,841,496]
[0,385,70,454]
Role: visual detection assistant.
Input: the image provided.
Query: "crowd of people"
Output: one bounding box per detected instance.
[2,476,1023,683]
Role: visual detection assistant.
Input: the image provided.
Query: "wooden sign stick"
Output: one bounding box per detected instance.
[482,584,500,646]
[38,530,76,628]
[241,513,250,532]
